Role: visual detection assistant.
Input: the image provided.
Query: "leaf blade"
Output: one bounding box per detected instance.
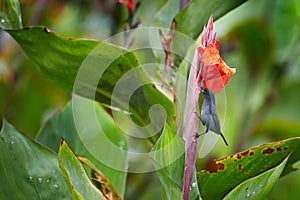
[198,137,300,200]
[224,156,289,200]
[37,96,128,197]
[58,140,103,200]
[150,124,199,200]
[175,0,248,40]
[0,120,72,199]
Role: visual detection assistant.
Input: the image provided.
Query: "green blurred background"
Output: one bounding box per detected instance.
[0,0,300,199]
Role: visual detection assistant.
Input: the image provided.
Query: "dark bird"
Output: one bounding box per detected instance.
[198,88,228,146]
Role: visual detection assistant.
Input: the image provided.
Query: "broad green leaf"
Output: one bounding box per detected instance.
[7,26,175,133]
[198,137,300,200]
[267,0,299,62]
[174,0,248,40]
[174,58,192,138]
[58,140,103,199]
[0,120,72,199]
[224,156,289,200]
[150,124,199,200]
[152,0,180,28]
[136,0,167,26]
[157,170,182,200]
[0,0,23,29]
[37,95,127,197]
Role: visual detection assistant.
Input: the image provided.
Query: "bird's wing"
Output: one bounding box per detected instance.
[208,100,222,134]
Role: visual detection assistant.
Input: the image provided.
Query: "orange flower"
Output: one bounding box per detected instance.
[197,16,236,94]
[198,41,236,93]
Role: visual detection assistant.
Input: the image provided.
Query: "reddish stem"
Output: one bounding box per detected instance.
[180,0,190,11]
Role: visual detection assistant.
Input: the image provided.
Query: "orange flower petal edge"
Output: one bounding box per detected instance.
[198,19,236,94]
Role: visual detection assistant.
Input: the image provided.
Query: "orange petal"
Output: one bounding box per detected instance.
[199,41,236,93]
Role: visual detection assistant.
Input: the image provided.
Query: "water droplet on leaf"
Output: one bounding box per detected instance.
[37,177,43,183]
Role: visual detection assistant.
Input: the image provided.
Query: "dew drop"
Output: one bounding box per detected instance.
[118,141,126,150]
[192,182,197,188]
[10,141,15,145]
[246,193,250,197]
[53,184,59,189]
[1,19,5,23]
[37,177,43,183]
[28,176,33,182]
[123,110,132,115]
[46,179,50,183]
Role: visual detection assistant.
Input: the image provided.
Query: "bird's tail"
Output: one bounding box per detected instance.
[220,133,228,146]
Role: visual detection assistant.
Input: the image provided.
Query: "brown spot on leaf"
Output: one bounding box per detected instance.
[284,147,288,150]
[24,27,30,30]
[206,161,225,173]
[277,146,282,152]
[68,37,75,40]
[236,154,242,159]
[241,150,249,156]
[234,159,237,162]
[93,170,122,200]
[152,84,157,89]
[172,115,176,121]
[60,138,65,146]
[218,163,225,170]
[249,152,254,156]
[238,164,242,170]
[43,27,51,33]
[262,147,274,154]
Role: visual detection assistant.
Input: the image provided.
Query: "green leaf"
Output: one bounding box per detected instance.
[224,156,289,200]
[58,140,103,199]
[0,120,72,199]
[0,0,23,29]
[150,124,199,200]
[152,0,180,28]
[175,0,248,40]
[198,137,300,200]
[37,95,127,197]
[136,0,167,26]
[7,26,175,133]
[267,0,299,62]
